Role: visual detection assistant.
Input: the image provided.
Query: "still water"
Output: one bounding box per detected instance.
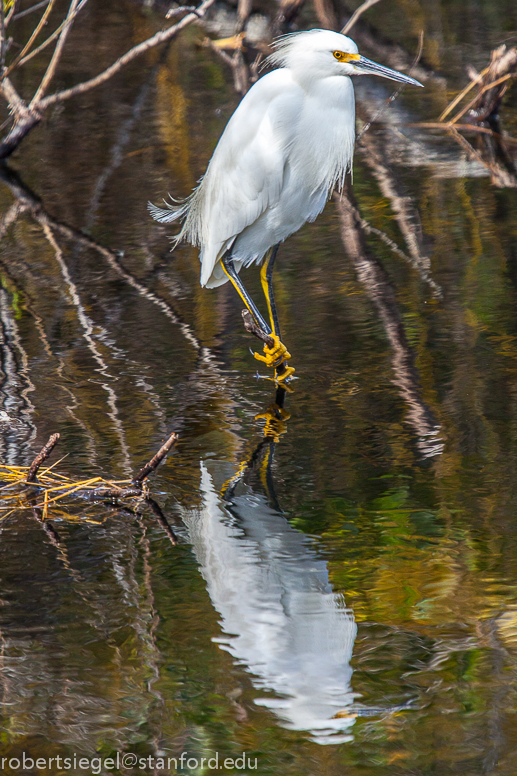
[1,0,517,773]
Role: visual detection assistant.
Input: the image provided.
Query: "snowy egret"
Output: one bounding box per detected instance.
[150,28,422,381]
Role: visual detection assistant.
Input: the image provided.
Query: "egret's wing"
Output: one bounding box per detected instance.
[190,71,303,285]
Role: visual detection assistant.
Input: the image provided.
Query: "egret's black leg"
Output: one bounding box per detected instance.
[222,254,271,334]
[222,250,294,382]
[258,245,294,381]
[260,244,281,338]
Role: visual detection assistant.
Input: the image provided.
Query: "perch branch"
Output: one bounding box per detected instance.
[242,310,274,349]
[242,310,290,380]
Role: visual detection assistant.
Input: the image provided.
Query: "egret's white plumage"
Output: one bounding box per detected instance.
[150,28,422,289]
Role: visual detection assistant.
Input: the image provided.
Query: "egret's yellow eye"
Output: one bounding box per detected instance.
[333,51,360,62]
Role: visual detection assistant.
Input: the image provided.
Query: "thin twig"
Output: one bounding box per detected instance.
[450,73,516,124]
[38,0,216,110]
[5,0,20,27]
[13,1,52,20]
[341,0,383,35]
[0,1,6,69]
[10,0,86,72]
[4,0,58,77]
[412,122,517,146]
[313,0,337,31]
[357,29,424,141]
[133,432,178,485]
[30,0,83,106]
[438,66,489,122]
[26,433,60,482]
[166,5,200,19]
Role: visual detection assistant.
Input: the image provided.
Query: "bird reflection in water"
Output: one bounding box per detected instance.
[181,387,366,744]
[183,388,415,742]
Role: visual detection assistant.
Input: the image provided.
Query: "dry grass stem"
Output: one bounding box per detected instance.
[0,432,178,528]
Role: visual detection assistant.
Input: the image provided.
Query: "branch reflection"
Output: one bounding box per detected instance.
[336,185,444,459]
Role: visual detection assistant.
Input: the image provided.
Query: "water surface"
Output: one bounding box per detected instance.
[1,1,517,773]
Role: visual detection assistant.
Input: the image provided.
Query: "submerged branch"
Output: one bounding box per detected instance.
[133,433,178,485]
[26,433,60,482]
[1,430,179,539]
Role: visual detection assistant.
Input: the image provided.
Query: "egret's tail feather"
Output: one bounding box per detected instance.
[148,201,187,224]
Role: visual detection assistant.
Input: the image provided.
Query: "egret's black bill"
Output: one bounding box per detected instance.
[358,56,423,87]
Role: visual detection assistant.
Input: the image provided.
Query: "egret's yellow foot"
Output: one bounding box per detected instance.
[254,335,291,368]
[275,364,296,382]
[255,404,291,441]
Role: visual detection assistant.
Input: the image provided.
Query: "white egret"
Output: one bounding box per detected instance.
[150,28,422,381]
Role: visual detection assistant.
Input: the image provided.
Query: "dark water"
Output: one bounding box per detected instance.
[1,0,517,774]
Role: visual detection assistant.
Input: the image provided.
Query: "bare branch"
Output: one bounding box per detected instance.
[313,0,337,32]
[413,121,517,147]
[451,72,517,125]
[242,310,274,349]
[133,433,178,485]
[26,433,60,482]
[341,0,383,35]
[4,0,58,78]
[1,73,25,115]
[438,67,489,122]
[38,0,216,110]
[30,0,85,106]
[204,36,250,94]
[5,0,21,27]
[0,76,41,157]
[272,0,305,36]
[237,0,252,30]
[12,1,50,21]
[0,0,215,157]
[12,0,87,72]
[0,1,6,69]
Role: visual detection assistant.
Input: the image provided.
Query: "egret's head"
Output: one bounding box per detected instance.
[270,29,423,87]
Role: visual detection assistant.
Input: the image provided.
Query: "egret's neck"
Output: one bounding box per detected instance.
[290,65,354,96]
